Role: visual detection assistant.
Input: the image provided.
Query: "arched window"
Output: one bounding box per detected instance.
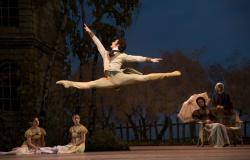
[0,60,20,111]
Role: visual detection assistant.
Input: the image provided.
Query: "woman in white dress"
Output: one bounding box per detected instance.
[40,114,88,154]
[0,117,46,155]
[193,97,230,147]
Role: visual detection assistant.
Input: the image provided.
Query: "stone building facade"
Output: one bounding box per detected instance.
[0,0,67,149]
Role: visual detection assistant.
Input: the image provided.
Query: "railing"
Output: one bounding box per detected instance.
[115,121,250,144]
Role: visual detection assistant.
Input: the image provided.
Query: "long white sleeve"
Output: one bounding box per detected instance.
[123,54,148,63]
[89,32,108,59]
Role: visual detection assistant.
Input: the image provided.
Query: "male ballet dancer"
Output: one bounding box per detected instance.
[56,24,181,89]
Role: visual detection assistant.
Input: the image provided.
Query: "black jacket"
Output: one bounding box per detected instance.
[212,92,233,110]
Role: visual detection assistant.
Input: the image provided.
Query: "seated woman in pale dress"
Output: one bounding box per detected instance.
[192,97,230,148]
[40,114,88,154]
[0,117,46,155]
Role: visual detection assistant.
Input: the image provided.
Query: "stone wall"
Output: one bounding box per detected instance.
[0,0,67,150]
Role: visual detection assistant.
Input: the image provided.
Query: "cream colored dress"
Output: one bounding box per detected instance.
[205,123,230,147]
[0,127,46,155]
[58,124,88,153]
[40,124,88,154]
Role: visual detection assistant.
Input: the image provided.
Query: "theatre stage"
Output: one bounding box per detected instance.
[1,145,250,160]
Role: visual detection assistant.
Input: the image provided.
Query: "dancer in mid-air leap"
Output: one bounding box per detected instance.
[56,24,181,89]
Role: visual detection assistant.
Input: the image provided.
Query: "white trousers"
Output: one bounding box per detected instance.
[59,71,180,89]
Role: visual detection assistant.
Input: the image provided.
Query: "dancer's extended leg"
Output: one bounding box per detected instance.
[56,77,116,89]
[116,70,181,86]
[57,71,181,89]
[140,71,181,81]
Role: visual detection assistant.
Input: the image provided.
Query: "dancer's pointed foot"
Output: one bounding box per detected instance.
[56,80,71,88]
[172,70,181,76]
[164,71,181,77]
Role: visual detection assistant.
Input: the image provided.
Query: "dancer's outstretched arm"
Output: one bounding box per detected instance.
[123,54,163,63]
[84,24,107,59]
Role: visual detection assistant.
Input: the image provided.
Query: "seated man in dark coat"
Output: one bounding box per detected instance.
[212,82,233,110]
[212,82,234,123]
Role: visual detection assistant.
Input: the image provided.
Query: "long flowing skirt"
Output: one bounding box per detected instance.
[40,143,85,154]
[0,144,36,155]
[206,123,230,147]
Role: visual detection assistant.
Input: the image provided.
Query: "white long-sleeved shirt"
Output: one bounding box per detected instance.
[91,32,149,72]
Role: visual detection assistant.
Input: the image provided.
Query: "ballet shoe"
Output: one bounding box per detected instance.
[171,71,181,76]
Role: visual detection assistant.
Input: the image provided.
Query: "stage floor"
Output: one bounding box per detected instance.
[1,145,250,160]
